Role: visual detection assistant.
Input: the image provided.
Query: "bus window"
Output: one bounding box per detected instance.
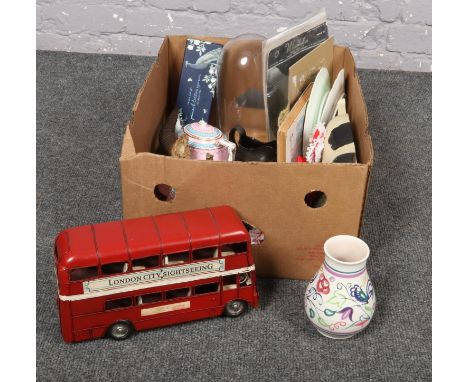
[164,252,189,266]
[102,262,128,275]
[132,256,159,271]
[69,266,98,281]
[222,275,237,291]
[194,282,219,295]
[105,297,132,311]
[221,242,247,257]
[239,272,252,287]
[166,287,190,299]
[192,247,218,260]
[137,292,163,305]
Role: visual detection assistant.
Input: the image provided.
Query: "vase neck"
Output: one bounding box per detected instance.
[323,235,370,275]
[324,254,367,275]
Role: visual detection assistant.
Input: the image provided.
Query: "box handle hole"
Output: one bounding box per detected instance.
[304,191,326,208]
[154,184,176,202]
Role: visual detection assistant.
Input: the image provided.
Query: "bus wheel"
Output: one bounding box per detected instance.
[224,300,247,317]
[107,321,134,340]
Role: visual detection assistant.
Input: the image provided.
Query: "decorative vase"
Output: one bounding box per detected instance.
[304,235,376,339]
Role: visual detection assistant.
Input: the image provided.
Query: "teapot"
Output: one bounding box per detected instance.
[181,122,236,161]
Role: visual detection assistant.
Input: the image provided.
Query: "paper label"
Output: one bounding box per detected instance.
[287,37,334,108]
[83,260,225,294]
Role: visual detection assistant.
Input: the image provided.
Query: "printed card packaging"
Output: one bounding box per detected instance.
[119,35,373,281]
[175,38,223,130]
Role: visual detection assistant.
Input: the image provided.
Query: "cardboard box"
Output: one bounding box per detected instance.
[120,35,373,281]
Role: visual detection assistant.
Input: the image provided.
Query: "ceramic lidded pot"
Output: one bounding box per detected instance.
[182,121,236,161]
[304,235,376,339]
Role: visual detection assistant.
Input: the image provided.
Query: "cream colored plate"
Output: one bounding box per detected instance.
[302,67,331,153]
[320,69,345,125]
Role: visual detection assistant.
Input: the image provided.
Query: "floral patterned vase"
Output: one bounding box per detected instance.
[305,235,376,339]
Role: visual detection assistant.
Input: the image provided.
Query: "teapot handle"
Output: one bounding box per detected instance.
[219,139,237,161]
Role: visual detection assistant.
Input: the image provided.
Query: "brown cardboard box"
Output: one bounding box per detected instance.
[120,35,373,281]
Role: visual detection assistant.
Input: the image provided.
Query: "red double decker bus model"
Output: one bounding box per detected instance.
[54,206,259,342]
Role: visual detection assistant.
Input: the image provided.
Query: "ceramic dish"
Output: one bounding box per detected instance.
[320,69,345,125]
[302,67,330,153]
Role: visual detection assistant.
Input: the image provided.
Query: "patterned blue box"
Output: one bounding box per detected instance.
[175,38,223,131]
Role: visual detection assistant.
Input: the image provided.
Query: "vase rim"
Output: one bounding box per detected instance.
[323,235,370,266]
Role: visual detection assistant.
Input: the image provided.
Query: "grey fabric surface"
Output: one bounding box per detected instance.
[37,51,431,381]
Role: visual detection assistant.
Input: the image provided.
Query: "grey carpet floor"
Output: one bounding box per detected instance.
[36,51,431,382]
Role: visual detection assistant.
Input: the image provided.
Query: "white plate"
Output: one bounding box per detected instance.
[302,67,331,153]
[320,69,345,125]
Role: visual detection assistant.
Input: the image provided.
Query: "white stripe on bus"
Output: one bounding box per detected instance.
[141,301,190,316]
[58,265,256,302]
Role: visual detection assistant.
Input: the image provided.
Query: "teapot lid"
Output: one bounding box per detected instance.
[183,121,223,142]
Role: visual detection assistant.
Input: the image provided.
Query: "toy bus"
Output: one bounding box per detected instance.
[54,205,259,342]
